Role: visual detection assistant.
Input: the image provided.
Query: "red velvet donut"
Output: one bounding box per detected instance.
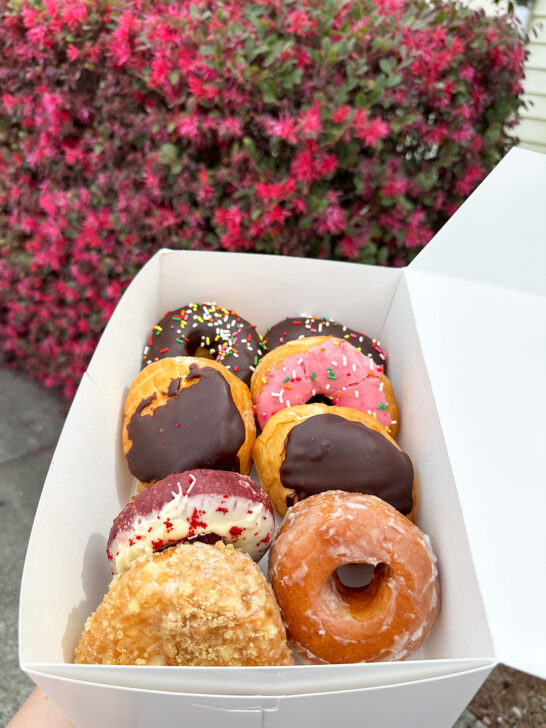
[107,470,274,573]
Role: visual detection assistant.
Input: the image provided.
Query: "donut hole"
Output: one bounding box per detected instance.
[306,393,333,406]
[194,346,215,360]
[335,563,376,589]
[184,330,217,360]
[333,562,391,607]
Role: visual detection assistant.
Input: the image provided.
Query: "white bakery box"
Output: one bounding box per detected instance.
[19,147,546,728]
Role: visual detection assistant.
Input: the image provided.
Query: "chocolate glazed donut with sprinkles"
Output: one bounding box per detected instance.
[142,303,265,386]
[264,315,387,369]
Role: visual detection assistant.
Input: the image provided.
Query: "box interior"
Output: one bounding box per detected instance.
[19,249,501,693]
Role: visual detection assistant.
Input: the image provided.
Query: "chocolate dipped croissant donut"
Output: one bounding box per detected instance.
[253,404,415,517]
[123,357,255,491]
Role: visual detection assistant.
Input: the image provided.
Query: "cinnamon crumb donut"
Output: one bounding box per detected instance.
[75,541,293,666]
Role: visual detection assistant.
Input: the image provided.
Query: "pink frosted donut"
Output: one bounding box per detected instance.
[250,336,399,436]
[107,470,275,573]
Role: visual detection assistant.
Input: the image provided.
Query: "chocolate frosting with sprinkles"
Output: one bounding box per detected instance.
[142,303,265,385]
[280,414,413,514]
[264,316,386,367]
[126,365,246,482]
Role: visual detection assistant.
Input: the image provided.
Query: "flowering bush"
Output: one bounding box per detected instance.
[0,0,526,398]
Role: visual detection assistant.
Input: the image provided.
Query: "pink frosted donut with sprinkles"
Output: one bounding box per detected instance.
[250,336,399,437]
[264,315,387,369]
[107,470,275,574]
[141,303,265,386]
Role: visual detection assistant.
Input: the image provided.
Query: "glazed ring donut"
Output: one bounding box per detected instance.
[268,491,440,664]
[107,469,275,574]
[252,404,415,517]
[141,302,265,385]
[264,315,387,368]
[123,357,255,491]
[251,336,399,436]
[75,541,294,666]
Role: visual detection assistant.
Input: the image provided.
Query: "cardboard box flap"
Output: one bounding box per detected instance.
[405,267,546,680]
[22,658,494,696]
[409,148,546,299]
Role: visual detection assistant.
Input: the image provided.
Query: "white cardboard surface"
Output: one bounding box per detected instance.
[410,148,546,298]
[24,658,493,695]
[28,664,494,728]
[405,270,546,679]
[381,276,493,662]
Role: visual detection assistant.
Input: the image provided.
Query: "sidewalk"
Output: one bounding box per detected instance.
[0,366,66,726]
[0,365,543,726]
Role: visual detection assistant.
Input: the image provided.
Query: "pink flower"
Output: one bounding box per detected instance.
[455,165,483,196]
[383,176,408,197]
[262,205,290,226]
[459,64,475,82]
[354,111,390,147]
[188,75,218,101]
[339,236,360,259]
[332,106,351,124]
[256,181,295,203]
[176,114,200,141]
[218,117,243,139]
[150,55,170,88]
[285,10,316,36]
[264,115,298,144]
[298,104,321,139]
[2,93,17,112]
[318,196,345,234]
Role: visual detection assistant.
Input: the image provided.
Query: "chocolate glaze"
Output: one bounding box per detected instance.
[126,365,245,482]
[166,378,181,397]
[264,316,386,367]
[142,303,264,385]
[280,414,413,514]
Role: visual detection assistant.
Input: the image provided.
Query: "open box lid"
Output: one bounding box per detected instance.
[407,148,546,679]
[410,148,546,296]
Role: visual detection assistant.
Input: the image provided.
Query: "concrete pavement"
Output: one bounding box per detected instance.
[0,366,66,725]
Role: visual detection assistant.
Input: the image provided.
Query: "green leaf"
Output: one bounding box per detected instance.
[354,91,368,109]
[367,87,384,105]
[261,81,279,105]
[384,74,403,88]
[242,137,257,156]
[377,246,389,264]
[379,57,395,74]
[158,143,178,165]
